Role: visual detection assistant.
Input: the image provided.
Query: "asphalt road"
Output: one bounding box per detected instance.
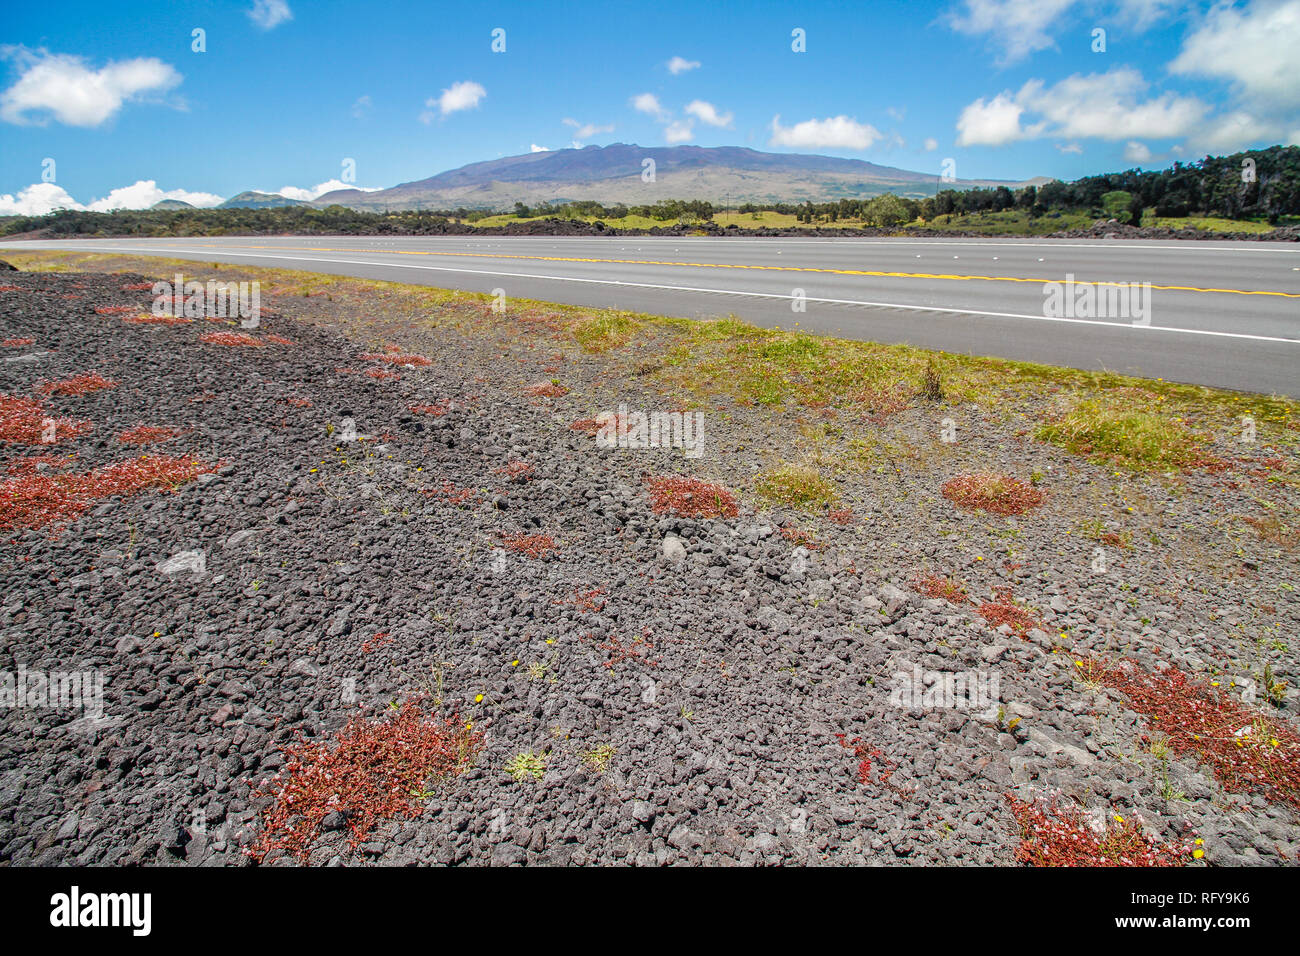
[6,235,1299,396]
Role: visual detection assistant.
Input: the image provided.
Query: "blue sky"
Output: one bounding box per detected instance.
[2,0,1298,212]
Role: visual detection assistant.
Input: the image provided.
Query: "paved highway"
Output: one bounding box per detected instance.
[6,235,1298,395]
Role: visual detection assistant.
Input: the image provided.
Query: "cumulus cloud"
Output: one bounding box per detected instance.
[923,137,939,151]
[631,93,667,119]
[1169,0,1300,110]
[0,182,83,216]
[1123,140,1153,162]
[422,80,485,121]
[955,93,1031,146]
[87,181,224,211]
[0,179,226,215]
[666,56,700,74]
[0,48,182,127]
[249,0,292,30]
[684,99,732,128]
[956,68,1208,145]
[274,179,379,202]
[944,0,1076,64]
[769,115,882,150]
[530,143,550,152]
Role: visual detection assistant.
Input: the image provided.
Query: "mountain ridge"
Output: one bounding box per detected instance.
[309,143,1042,211]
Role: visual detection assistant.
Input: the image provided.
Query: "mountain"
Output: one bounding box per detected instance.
[313,144,1039,211]
[220,191,310,209]
[151,199,194,210]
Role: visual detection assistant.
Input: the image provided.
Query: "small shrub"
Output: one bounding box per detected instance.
[942,473,1044,516]
[646,475,739,519]
[755,464,836,508]
[1007,795,1195,867]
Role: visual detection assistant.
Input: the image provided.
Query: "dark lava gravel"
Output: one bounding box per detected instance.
[1,268,1296,867]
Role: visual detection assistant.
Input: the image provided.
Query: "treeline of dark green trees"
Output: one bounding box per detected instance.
[4,145,1296,237]
[769,145,1300,226]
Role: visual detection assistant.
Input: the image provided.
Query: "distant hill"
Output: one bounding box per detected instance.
[220,191,309,209]
[313,143,1038,210]
[151,199,194,210]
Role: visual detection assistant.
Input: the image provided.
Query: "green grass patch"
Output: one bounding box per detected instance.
[1036,397,1210,470]
[755,464,837,508]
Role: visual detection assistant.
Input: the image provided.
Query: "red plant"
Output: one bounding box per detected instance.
[500,532,556,558]
[117,424,183,446]
[942,473,1045,516]
[1007,794,1195,867]
[36,372,117,396]
[121,312,192,325]
[558,587,607,612]
[525,381,569,398]
[915,573,970,605]
[200,331,264,347]
[0,454,214,532]
[94,305,136,315]
[599,629,657,671]
[780,526,820,549]
[264,334,295,346]
[365,368,400,380]
[978,590,1041,636]
[2,338,35,347]
[283,397,313,408]
[359,352,431,367]
[420,481,477,507]
[828,507,855,525]
[410,401,449,416]
[835,734,898,788]
[5,454,73,477]
[120,281,154,291]
[1086,659,1300,809]
[0,394,91,445]
[360,631,392,654]
[494,460,534,482]
[646,475,739,519]
[248,702,482,863]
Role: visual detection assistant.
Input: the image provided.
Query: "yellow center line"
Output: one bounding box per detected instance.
[190,243,1300,298]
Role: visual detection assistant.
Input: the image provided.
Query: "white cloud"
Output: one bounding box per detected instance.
[351,94,371,119]
[955,93,1030,146]
[423,80,485,121]
[631,93,667,119]
[667,56,700,74]
[249,0,292,30]
[0,49,181,127]
[684,99,732,128]
[956,68,1209,145]
[530,143,550,152]
[562,117,614,140]
[1055,142,1084,153]
[923,137,939,151]
[1169,0,1300,110]
[0,179,229,215]
[944,0,1077,64]
[1123,140,1152,161]
[769,115,882,150]
[87,180,223,211]
[1114,0,1180,29]
[664,120,694,144]
[0,181,83,215]
[275,179,379,202]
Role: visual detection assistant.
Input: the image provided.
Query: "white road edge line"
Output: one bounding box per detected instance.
[29,246,1300,345]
